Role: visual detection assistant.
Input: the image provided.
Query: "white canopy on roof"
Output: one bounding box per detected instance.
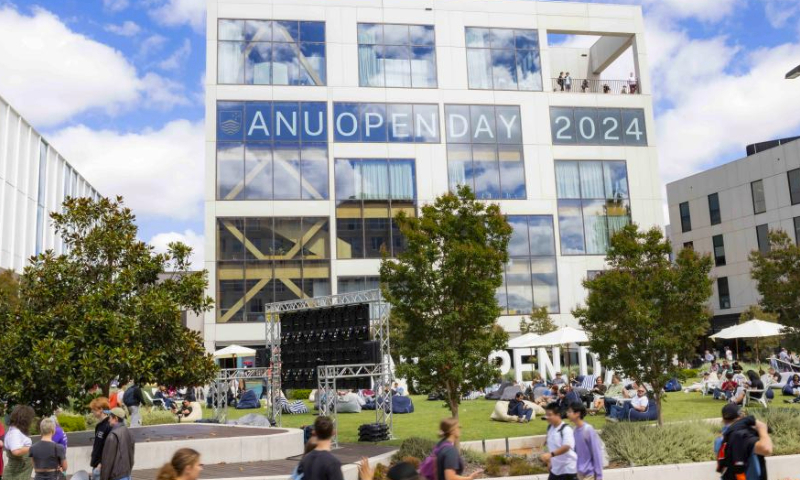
[213,344,257,359]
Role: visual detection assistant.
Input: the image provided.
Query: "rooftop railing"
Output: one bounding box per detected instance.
[551,78,640,95]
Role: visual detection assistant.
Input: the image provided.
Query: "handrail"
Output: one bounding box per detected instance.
[767,356,800,372]
[551,78,640,95]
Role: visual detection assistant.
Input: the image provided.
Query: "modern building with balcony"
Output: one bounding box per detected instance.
[0,94,100,274]
[667,137,800,331]
[204,0,664,354]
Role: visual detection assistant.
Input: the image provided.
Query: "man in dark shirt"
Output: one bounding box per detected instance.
[89,397,114,480]
[297,417,344,480]
[716,404,772,480]
[100,408,135,480]
[175,400,194,421]
[507,392,532,422]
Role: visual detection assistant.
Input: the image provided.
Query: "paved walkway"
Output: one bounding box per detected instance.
[130,444,396,480]
[63,424,288,448]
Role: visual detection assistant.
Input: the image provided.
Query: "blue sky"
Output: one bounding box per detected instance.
[1,0,799,267]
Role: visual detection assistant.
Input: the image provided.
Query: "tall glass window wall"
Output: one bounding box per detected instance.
[217,19,326,85]
[216,101,328,201]
[216,217,330,323]
[497,216,560,314]
[357,24,437,88]
[555,161,631,255]
[335,159,416,259]
[445,105,525,200]
[465,27,542,91]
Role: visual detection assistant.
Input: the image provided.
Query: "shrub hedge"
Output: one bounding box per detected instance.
[142,409,177,426]
[56,413,86,432]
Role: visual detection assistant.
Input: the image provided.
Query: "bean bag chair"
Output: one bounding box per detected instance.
[181,402,203,422]
[500,385,522,401]
[490,400,544,422]
[664,378,682,392]
[336,393,362,413]
[363,401,376,410]
[236,389,260,409]
[392,395,414,414]
[462,391,484,401]
[276,396,309,414]
[309,390,317,402]
[627,402,659,422]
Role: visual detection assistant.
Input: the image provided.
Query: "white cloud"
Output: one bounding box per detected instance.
[148,0,205,32]
[104,20,141,37]
[0,6,188,127]
[643,0,743,23]
[138,34,168,59]
[150,230,204,270]
[49,120,205,221]
[102,0,129,12]
[762,0,800,28]
[158,39,192,71]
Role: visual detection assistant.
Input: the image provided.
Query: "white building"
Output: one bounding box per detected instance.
[204,0,664,355]
[667,137,800,330]
[0,94,100,274]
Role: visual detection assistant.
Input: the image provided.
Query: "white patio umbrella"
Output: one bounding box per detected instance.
[213,344,257,359]
[710,319,786,368]
[507,333,542,349]
[526,327,589,373]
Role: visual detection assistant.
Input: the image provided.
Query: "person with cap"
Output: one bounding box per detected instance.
[100,408,135,480]
[715,404,772,480]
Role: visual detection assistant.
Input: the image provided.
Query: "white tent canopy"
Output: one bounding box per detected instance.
[526,327,589,347]
[508,333,542,349]
[709,319,785,340]
[213,344,257,359]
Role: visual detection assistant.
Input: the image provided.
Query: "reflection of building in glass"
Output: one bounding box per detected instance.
[205,0,663,351]
[0,94,100,274]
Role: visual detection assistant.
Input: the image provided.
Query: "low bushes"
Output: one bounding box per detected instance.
[142,409,177,426]
[391,437,436,463]
[57,413,86,432]
[602,421,717,466]
[754,408,800,456]
[484,455,547,477]
[288,389,312,400]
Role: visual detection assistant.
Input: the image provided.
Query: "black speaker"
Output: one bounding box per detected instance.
[255,347,270,367]
[362,340,380,364]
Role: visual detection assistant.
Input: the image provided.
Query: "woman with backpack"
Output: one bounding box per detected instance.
[419,419,482,480]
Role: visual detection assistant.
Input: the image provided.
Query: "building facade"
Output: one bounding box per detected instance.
[204,0,664,353]
[0,94,100,274]
[667,138,800,330]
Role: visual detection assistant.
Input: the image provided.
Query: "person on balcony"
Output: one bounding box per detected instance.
[581,79,589,93]
[564,73,572,91]
[628,72,638,93]
[557,72,565,91]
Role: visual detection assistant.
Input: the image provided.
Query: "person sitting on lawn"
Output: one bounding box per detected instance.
[536,385,559,407]
[732,368,747,385]
[714,372,737,400]
[684,371,712,393]
[600,375,625,414]
[507,392,533,423]
[729,381,747,405]
[551,372,566,386]
[720,360,731,374]
[174,399,193,421]
[746,370,765,399]
[608,385,648,422]
[785,374,800,404]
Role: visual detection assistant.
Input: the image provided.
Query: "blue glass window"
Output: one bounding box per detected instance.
[466,27,542,91]
[333,103,440,144]
[218,19,326,86]
[358,23,437,88]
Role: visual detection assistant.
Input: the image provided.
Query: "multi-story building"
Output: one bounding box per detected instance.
[0,94,100,274]
[204,0,664,354]
[667,137,800,330]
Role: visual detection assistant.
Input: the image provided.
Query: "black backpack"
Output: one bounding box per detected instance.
[123,386,138,406]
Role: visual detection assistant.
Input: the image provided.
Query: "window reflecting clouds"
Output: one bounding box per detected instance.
[466,27,542,91]
[358,23,437,88]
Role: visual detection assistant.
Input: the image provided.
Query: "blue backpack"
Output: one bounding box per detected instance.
[665,378,682,392]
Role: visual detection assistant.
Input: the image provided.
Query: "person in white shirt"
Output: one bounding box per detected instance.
[540,402,578,480]
[704,350,715,363]
[725,346,734,362]
[609,386,648,421]
[627,72,637,93]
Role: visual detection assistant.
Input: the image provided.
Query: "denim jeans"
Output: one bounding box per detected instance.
[609,402,630,420]
[128,405,141,427]
[508,403,532,421]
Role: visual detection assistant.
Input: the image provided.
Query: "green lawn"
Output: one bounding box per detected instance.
[205,392,799,445]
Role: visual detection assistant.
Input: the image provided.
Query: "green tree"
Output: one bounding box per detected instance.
[574,225,713,426]
[0,196,217,415]
[380,186,511,418]
[0,269,19,315]
[749,230,800,350]
[519,306,557,335]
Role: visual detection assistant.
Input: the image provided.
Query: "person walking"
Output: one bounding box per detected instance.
[100,408,135,480]
[90,397,114,480]
[715,404,772,480]
[3,405,35,480]
[540,403,577,480]
[565,73,572,92]
[297,417,344,480]
[122,380,145,427]
[434,419,482,480]
[29,418,68,480]
[567,403,603,480]
[156,449,203,480]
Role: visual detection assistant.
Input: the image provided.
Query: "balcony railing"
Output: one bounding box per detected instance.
[551,78,640,95]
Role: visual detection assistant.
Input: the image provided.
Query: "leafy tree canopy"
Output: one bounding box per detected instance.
[380,186,511,418]
[520,306,557,335]
[0,196,217,415]
[574,225,713,426]
[749,230,800,350]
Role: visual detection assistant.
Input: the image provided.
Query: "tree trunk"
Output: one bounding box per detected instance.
[655,392,664,427]
[103,381,112,398]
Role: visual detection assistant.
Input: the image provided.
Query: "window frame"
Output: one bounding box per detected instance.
[679,201,692,233]
[712,234,726,267]
[751,179,766,214]
[789,169,800,206]
[718,277,731,310]
[756,224,770,255]
[708,192,721,226]
[464,26,543,92]
[356,23,438,89]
